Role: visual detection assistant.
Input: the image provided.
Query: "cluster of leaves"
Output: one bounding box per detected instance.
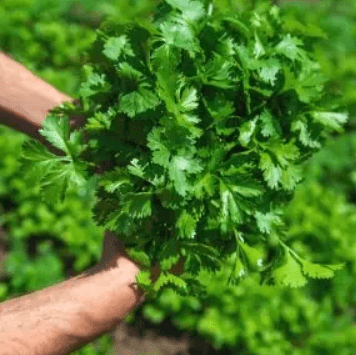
[21,0,348,299]
[133,3,356,352]
[131,181,356,354]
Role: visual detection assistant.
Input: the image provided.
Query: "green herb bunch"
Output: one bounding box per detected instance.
[21,0,347,299]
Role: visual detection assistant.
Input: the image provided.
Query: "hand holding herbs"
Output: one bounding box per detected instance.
[21,0,347,300]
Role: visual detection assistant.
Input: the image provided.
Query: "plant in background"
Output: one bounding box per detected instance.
[0,0,132,97]
[279,0,356,125]
[21,0,347,300]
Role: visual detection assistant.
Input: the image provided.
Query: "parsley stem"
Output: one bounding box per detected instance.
[278,239,302,261]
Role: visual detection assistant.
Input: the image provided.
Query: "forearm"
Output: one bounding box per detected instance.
[0,262,144,355]
[0,51,72,139]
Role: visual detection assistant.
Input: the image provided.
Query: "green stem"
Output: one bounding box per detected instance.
[279,239,302,261]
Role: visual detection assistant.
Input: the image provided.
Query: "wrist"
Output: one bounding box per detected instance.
[0,260,144,355]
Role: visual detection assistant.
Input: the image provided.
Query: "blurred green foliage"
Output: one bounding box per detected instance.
[279,0,356,124]
[1,0,356,354]
[0,0,99,96]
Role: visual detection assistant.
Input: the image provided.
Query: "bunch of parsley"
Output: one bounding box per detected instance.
[21,0,347,299]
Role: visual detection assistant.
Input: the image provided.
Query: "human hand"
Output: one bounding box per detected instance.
[87,231,186,297]
[82,231,148,309]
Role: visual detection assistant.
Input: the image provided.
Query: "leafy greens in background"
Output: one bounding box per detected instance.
[21,0,348,300]
[279,0,356,126]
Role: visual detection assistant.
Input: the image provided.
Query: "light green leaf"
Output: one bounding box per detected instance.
[135,270,152,287]
[176,210,197,239]
[118,62,143,81]
[119,88,160,118]
[312,111,348,131]
[100,170,131,193]
[20,139,87,205]
[203,53,237,88]
[102,35,134,61]
[268,140,300,167]
[258,109,280,138]
[179,87,199,112]
[221,173,264,198]
[128,159,147,179]
[280,164,303,191]
[326,263,346,271]
[240,242,266,271]
[128,250,151,268]
[282,61,328,103]
[220,179,243,232]
[160,17,199,54]
[227,253,246,285]
[253,32,265,59]
[168,156,189,197]
[255,211,283,234]
[147,128,171,167]
[275,33,307,62]
[39,114,70,154]
[21,140,65,181]
[86,111,112,131]
[258,58,281,86]
[41,161,87,205]
[274,252,308,288]
[236,44,259,71]
[79,72,109,98]
[239,119,257,147]
[301,260,337,279]
[259,152,282,189]
[153,273,188,292]
[291,119,321,148]
[192,173,216,199]
[169,154,203,196]
[165,0,205,22]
